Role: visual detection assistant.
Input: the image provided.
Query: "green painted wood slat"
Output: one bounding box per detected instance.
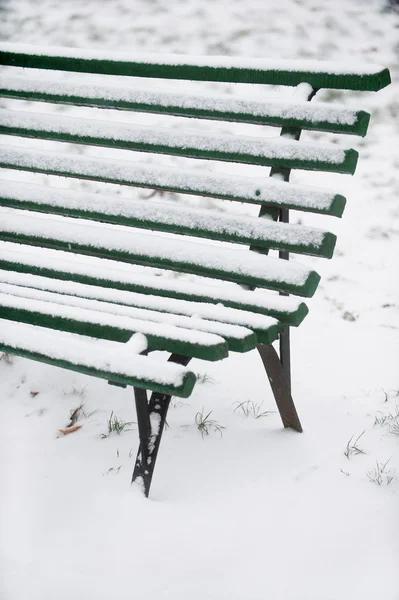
[0,44,391,91]
[0,78,371,136]
[0,328,196,397]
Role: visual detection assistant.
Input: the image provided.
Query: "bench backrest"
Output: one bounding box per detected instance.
[0,44,391,318]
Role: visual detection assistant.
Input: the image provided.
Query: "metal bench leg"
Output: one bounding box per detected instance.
[132,354,192,497]
[279,325,291,393]
[257,338,302,433]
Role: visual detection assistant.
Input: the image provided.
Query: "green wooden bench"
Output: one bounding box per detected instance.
[0,43,391,496]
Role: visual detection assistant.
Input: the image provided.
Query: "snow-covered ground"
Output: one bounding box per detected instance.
[0,1,398,599]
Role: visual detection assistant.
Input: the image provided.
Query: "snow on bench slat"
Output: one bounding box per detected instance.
[0,109,356,172]
[0,146,346,216]
[0,291,229,360]
[0,43,391,91]
[0,270,283,334]
[0,242,309,324]
[0,209,320,297]
[0,180,336,258]
[0,282,263,351]
[0,74,370,135]
[0,318,196,397]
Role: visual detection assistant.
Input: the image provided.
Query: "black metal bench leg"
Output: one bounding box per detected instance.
[279,325,291,393]
[257,338,302,433]
[132,387,172,497]
[132,354,192,497]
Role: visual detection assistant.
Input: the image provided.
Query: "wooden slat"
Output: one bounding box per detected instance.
[0,181,337,258]
[0,43,391,91]
[0,318,197,397]
[0,146,347,217]
[0,109,359,173]
[0,210,321,297]
[0,75,371,136]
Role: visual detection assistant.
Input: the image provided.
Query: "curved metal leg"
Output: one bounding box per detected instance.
[132,354,192,497]
[257,341,302,432]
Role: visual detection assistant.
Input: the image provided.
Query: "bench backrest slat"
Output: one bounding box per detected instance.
[0,75,371,135]
[0,43,391,90]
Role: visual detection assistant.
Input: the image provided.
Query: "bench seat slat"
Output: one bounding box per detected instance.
[0,247,308,324]
[0,270,288,337]
[0,43,391,91]
[0,210,321,297]
[0,109,358,174]
[0,181,337,258]
[0,318,196,397]
[0,146,347,217]
[0,291,232,360]
[0,75,371,136]
[0,282,271,349]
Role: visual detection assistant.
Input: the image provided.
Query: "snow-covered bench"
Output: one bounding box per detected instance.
[0,44,391,496]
